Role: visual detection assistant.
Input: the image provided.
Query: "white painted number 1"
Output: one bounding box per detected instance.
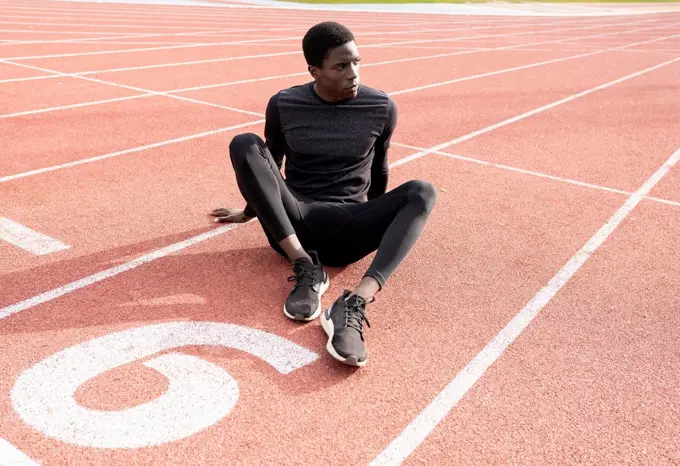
[11,322,318,449]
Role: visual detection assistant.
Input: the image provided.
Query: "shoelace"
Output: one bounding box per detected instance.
[287,261,318,288]
[345,296,372,338]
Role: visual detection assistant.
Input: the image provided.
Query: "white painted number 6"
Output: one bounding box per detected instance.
[11,322,318,449]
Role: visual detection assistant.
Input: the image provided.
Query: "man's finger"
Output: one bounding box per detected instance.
[213,214,247,223]
[210,208,234,217]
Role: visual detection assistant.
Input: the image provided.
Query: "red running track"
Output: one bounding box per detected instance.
[1,1,679,464]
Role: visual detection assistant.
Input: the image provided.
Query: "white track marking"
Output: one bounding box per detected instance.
[1,94,152,119]
[0,24,328,46]
[11,322,317,448]
[391,31,680,95]
[0,220,251,319]
[0,20,672,87]
[0,28,162,35]
[0,438,39,465]
[0,12,621,28]
[1,35,305,60]
[2,55,679,320]
[59,49,301,75]
[0,20,547,35]
[61,41,207,45]
[371,143,680,465]
[0,19,513,48]
[0,13,442,27]
[0,3,469,23]
[0,24,430,46]
[0,31,222,46]
[392,142,680,208]
[2,26,676,120]
[0,119,264,184]
[42,23,680,75]
[0,3,620,22]
[0,218,70,256]
[0,18,510,45]
[0,20,309,31]
[1,34,678,184]
[0,141,421,318]
[0,60,265,118]
[1,16,663,60]
[366,17,664,48]
[391,56,680,166]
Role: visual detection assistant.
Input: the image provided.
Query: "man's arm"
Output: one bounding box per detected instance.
[242,94,286,217]
[264,93,286,169]
[367,97,397,201]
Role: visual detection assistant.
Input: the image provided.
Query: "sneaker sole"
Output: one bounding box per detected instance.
[283,275,329,322]
[320,309,367,367]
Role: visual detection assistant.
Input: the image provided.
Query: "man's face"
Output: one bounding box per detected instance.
[311,41,361,101]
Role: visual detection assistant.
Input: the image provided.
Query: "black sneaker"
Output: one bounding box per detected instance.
[320,290,372,367]
[283,251,329,321]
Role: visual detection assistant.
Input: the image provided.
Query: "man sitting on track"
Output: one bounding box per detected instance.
[211,21,437,367]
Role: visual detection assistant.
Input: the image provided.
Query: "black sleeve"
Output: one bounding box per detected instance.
[264,93,285,170]
[243,94,285,218]
[367,97,397,201]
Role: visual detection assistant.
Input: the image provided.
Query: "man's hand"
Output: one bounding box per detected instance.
[209,207,253,223]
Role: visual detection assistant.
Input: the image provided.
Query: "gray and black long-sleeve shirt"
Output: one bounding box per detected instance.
[260,81,397,205]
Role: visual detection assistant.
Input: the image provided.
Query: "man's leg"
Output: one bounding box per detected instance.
[229,133,329,320]
[312,180,438,366]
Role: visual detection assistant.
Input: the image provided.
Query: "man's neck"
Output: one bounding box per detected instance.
[313,82,344,103]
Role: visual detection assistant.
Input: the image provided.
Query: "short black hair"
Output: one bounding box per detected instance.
[302,22,355,67]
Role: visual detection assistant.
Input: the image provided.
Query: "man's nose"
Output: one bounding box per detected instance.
[348,63,359,79]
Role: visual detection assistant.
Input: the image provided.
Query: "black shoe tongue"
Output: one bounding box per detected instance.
[346,294,364,307]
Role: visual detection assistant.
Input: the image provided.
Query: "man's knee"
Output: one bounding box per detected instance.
[229,132,264,168]
[406,180,437,212]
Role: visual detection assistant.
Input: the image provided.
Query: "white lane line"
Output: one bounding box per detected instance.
[1,26,676,120]
[0,34,305,60]
[0,141,421,319]
[370,143,680,465]
[0,24,316,46]
[0,59,266,118]
[62,22,679,75]
[0,94,152,119]
[0,23,417,47]
[0,221,253,319]
[391,56,680,165]
[2,43,679,188]
[391,31,680,96]
[0,217,70,256]
[1,16,662,60]
[0,20,298,31]
[54,40,208,45]
[0,20,672,89]
[0,3,615,22]
[0,118,264,184]
[0,28,152,35]
[0,30,221,46]
[392,142,680,208]
[0,438,39,465]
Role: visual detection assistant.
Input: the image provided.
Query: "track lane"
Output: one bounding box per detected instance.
[402,195,680,466]
[0,155,626,465]
[448,60,680,193]
[0,96,255,174]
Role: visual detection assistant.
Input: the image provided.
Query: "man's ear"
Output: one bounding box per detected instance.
[308,64,318,79]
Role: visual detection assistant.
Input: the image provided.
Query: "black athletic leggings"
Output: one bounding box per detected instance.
[229,133,436,289]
